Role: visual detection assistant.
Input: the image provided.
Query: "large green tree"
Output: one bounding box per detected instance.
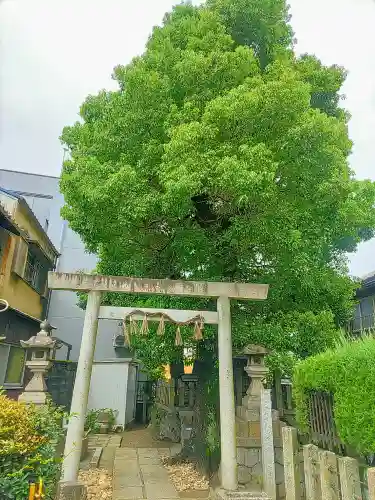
[60,0,375,374]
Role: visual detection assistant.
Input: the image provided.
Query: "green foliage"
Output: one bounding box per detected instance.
[84,409,101,435]
[0,395,65,499]
[60,0,375,373]
[293,336,375,454]
[84,408,118,435]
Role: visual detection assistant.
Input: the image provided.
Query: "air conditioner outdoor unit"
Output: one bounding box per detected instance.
[112,333,126,348]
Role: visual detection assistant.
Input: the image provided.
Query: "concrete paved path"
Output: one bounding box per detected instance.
[113,447,179,500]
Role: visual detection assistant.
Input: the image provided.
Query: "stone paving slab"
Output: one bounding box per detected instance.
[113,447,179,500]
[138,448,162,466]
[113,486,144,500]
[138,448,160,459]
[116,448,138,459]
[100,445,117,472]
[144,482,179,500]
[140,464,170,484]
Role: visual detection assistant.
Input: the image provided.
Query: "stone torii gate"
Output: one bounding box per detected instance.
[48,272,268,495]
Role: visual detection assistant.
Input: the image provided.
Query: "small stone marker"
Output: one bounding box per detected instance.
[319,450,339,500]
[260,388,276,500]
[282,426,301,500]
[338,456,361,500]
[303,444,321,500]
[56,481,87,500]
[368,468,375,500]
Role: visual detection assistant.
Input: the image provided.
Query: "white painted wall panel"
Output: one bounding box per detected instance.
[88,361,130,427]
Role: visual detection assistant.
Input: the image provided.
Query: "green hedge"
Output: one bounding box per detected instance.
[293,336,375,455]
[0,394,65,499]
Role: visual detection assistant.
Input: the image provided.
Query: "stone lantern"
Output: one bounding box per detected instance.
[242,344,269,406]
[18,320,56,405]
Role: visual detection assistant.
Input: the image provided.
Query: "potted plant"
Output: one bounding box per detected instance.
[97,408,118,434]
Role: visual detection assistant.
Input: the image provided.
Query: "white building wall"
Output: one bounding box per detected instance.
[88,360,132,428]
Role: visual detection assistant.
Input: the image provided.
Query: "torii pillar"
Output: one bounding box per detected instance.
[48,272,268,494]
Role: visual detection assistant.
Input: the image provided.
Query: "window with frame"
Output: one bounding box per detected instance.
[0,343,26,387]
[24,250,48,295]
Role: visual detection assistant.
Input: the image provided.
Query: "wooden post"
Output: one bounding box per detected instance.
[142,391,147,424]
[319,450,339,500]
[178,379,185,408]
[169,379,175,409]
[303,444,321,500]
[282,426,301,500]
[188,382,195,408]
[338,456,361,500]
[368,468,375,500]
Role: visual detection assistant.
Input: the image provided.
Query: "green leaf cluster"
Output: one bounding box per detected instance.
[293,336,375,455]
[60,0,375,371]
[0,395,65,499]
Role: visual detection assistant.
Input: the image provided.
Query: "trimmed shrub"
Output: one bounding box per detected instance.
[0,393,65,499]
[293,336,375,455]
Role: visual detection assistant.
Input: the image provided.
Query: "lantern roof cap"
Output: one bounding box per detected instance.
[243,344,269,355]
[20,320,57,349]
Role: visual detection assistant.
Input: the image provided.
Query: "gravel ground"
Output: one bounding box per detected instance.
[162,459,209,492]
[78,469,112,500]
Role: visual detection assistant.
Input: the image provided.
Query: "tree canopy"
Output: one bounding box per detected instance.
[60,0,375,374]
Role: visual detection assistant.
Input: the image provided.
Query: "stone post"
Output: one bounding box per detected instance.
[19,320,56,405]
[217,295,237,491]
[282,426,301,500]
[60,290,101,485]
[368,468,375,500]
[319,450,339,500]
[260,388,276,500]
[338,456,361,500]
[303,444,321,500]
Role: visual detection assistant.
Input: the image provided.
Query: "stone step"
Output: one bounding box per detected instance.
[227,494,270,499]
[215,489,271,500]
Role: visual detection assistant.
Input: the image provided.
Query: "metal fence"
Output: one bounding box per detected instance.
[306,390,375,498]
[45,360,77,410]
[155,378,198,410]
[347,313,375,333]
[307,390,345,454]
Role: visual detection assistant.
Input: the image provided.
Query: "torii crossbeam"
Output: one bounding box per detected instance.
[48,272,268,493]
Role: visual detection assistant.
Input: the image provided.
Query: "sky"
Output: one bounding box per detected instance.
[0,0,374,276]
